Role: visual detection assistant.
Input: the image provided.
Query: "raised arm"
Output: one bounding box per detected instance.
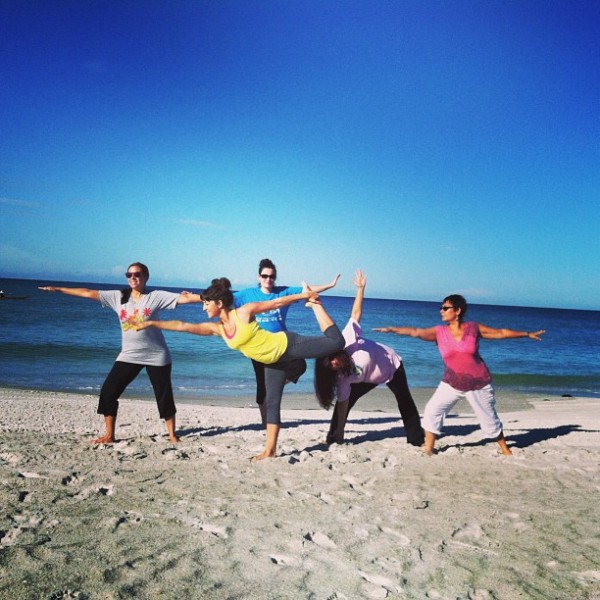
[350,270,366,323]
[136,320,220,336]
[478,324,545,341]
[38,286,100,301]
[306,273,340,294]
[373,326,438,342]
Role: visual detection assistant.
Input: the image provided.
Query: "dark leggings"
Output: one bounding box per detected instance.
[98,361,176,419]
[251,358,307,405]
[264,325,344,425]
[327,363,425,446]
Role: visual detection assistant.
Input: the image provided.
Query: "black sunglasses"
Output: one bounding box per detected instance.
[260,274,276,279]
[125,271,143,278]
[440,305,454,312]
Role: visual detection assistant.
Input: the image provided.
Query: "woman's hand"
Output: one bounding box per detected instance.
[527,329,546,341]
[373,327,392,333]
[302,282,321,305]
[354,270,366,289]
[134,321,154,331]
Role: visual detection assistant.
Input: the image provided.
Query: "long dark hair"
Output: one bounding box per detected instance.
[314,351,353,409]
[201,277,234,309]
[121,261,150,304]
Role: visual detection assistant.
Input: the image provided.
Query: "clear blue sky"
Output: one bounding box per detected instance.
[1,1,598,309]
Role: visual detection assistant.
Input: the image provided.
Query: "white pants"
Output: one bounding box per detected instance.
[423,382,503,439]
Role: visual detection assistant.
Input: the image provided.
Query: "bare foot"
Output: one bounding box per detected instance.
[423,446,437,456]
[302,281,321,307]
[497,437,513,456]
[168,435,181,443]
[250,450,276,461]
[90,434,115,445]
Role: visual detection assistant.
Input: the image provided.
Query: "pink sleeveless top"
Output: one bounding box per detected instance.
[435,322,492,392]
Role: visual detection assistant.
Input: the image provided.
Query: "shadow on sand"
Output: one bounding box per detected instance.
[178,414,598,453]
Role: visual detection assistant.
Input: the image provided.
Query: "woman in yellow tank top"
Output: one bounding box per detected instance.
[137,277,344,460]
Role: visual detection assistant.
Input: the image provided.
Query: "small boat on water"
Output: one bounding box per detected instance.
[0,294,27,300]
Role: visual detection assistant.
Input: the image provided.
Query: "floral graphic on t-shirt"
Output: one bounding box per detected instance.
[120,307,151,331]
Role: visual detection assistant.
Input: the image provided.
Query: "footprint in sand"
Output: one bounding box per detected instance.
[74,484,115,500]
[18,471,48,479]
[114,511,144,529]
[572,570,600,582]
[451,522,485,540]
[317,492,336,505]
[358,570,403,596]
[466,589,497,600]
[379,526,411,546]
[0,451,22,466]
[61,472,81,486]
[269,553,302,567]
[304,531,337,549]
[194,522,229,539]
[48,590,87,599]
[161,447,191,460]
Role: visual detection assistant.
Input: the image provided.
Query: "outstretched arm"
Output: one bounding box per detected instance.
[237,290,319,321]
[373,326,437,342]
[350,270,366,323]
[177,292,203,304]
[479,324,545,341]
[136,320,220,336]
[306,273,340,294]
[38,286,100,301]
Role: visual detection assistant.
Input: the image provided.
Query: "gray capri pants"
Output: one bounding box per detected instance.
[264,325,344,425]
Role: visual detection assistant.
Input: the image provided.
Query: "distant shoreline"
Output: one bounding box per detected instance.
[3,276,600,311]
[0,383,582,415]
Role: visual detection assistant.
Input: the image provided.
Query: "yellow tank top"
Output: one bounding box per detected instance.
[220,310,288,364]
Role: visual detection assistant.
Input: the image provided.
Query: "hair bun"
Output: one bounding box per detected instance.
[211,277,232,290]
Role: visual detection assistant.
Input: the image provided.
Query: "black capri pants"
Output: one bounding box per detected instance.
[98,361,176,419]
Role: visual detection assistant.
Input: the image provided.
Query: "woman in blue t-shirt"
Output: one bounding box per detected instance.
[234,258,339,424]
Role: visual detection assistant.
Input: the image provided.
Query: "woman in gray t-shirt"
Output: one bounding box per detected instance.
[39,261,201,444]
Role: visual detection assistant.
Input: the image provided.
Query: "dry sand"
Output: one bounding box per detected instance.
[0,387,599,600]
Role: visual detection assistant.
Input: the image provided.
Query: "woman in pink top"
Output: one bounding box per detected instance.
[375,295,545,456]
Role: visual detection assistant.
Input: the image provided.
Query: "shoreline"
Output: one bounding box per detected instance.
[1,387,599,599]
[0,383,570,415]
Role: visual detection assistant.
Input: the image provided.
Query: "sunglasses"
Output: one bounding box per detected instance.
[440,305,454,312]
[125,271,143,278]
[260,274,276,279]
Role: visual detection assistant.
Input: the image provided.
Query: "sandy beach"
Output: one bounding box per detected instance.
[0,388,599,600]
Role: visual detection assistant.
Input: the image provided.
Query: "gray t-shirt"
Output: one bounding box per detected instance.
[99,290,180,366]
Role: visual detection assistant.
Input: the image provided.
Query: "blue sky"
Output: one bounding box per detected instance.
[1,1,598,309]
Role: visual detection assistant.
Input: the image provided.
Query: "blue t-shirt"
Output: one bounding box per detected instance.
[233,286,302,333]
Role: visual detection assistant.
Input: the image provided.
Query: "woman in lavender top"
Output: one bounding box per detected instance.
[315,271,424,447]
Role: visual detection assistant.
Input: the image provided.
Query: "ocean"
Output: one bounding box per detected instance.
[1,278,599,401]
